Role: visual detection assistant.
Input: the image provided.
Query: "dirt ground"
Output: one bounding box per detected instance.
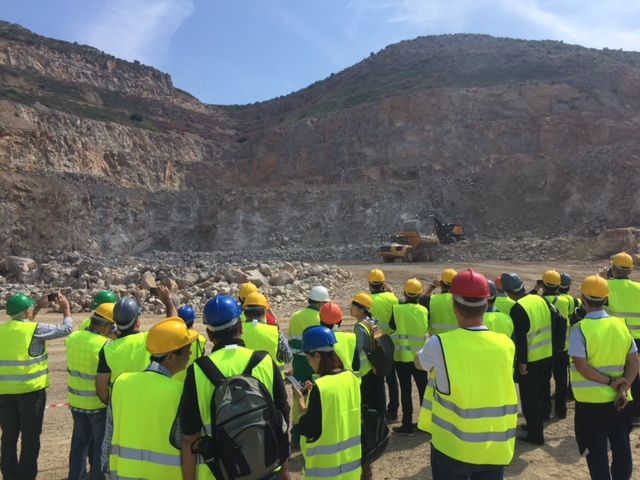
[10,260,640,479]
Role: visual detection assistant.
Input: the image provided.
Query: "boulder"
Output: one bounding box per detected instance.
[596,228,638,258]
[224,268,248,284]
[6,256,37,276]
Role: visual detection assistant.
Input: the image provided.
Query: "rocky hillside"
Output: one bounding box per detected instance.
[1,22,640,259]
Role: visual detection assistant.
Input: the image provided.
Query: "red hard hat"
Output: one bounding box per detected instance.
[450,269,491,299]
[320,301,343,326]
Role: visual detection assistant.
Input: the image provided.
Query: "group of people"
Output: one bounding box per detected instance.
[0,250,639,480]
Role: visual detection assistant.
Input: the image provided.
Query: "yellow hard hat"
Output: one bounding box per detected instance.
[542,270,561,287]
[146,317,199,355]
[404,278,423,296]
[92,302,116,323]
[580,275,610,300]
[441,268,458,285]
[244,291,268,308]
[352,291,373,310]
[612,252,634,269]
[239,282,258,300]
[368,269,386,284]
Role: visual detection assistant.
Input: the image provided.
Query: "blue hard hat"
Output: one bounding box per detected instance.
[177,305,197,327]
[560,272,572,288]
[500,273,524,294]
[203,295,242,331]
[487,280,497,299]
[302,325,337,353]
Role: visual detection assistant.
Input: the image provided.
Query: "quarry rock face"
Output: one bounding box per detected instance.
[1,24,640,260]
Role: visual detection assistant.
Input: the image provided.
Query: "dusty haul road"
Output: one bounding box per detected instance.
[12,260,640,479]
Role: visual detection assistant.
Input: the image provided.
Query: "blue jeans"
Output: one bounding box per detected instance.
[68,409,107,480]
[431,445,505,480]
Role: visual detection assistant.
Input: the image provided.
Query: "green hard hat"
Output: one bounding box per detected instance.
[6,293,36,317]
[92,290,118,310]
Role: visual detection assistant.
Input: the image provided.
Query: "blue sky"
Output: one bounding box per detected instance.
[2,1,640,105]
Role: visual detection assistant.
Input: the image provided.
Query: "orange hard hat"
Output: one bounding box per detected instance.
[320,302,343,326]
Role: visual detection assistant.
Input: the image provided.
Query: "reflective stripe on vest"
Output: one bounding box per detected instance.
[391,303,429,362]
[302,371,361,480]
[289,308,321,357]
[428,294,457,336]
[370,292,399,334]
[518,295,553,362]
[242,321,285,375]
[110,371,182,480]
[0,321,49,394]
[104,333,150,382]
[606,279,640,339]
[65,329,110,410]
[570,316,634,403]
[431,329,517,465]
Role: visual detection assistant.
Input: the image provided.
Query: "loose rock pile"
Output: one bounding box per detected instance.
[0,253,353,315]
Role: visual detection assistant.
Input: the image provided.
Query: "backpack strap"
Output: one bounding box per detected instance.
[243,350,269,375]
[358,320,376,354]
[195,356,227,388]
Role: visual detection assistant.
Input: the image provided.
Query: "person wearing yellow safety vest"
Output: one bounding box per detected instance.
[352,292,386,420]
[419,268,458,336]
[0,292,73,480]
[289,286,329,448]
[96,297,148,405]
[293,325,362,480]
[569,275,639,480]
[484,280,515,338]
[388,278,429,437]
[181,295,291,480]
[156,285,207,382]
[66,302,116,480]
[502,272,554,445]
[242,291,293,375]
[367,268,400,424]
[102,317,198,479]
[319,302,359,373]
[78,290,118,336]
[600,252,640,425]
[493,276,516,315]
[415,269,518,479]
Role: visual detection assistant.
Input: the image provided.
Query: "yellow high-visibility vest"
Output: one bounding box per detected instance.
[79,317,91,330]
[494,295,515,315]
[0,321,49,394]
[334,331,357,373]
[65,329,109,410]
[370,292,399,334]
[242,321,285,376]
[103,332,150,382]
[570,316,634,403]
[301,371,362,479]
[483,310,514,338]
[517,295,552,362]
[418,374,436,434]
[289,307,321,357]
[390,303,429,362]
[428,294,457,335]
[606,279,640,340]
[110,371,182,479]
[545,294,571,351]
[172,335,207,383]
[431,329,517,466]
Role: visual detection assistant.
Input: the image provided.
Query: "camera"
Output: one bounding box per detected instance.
[47,293,58,302]
[149,287,158,297]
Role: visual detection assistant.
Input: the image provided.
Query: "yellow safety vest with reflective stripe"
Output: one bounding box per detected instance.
[418,374,436,434]
[193,346,276,480]
[428,294,457,335]
[370,292,399,334]
[110,371,182,479]
[517,295,552,362]
[0,321,49,394]
[484,310,514,338]
[301,371,362,480]
[334,332,357,373]
[103,332,150,382]
[172,335,207,383]
[391,303,429,362]
[65,330,109,410]
[494,295,515,315]
[431,329,517,466]
[242,321,285,376]
[289,307,321,357]
[545,294,572,351]
[570,316,634,403]
[605,279,640,340]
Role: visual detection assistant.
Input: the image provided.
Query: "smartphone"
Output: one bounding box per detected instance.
[536,279,543,286]
[606,267,614,279]
[149,287,158,296]
[47,293,58,302]
[285,374,303,391]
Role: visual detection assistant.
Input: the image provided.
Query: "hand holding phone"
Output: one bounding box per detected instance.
[47,293,58,302]
[286,375,303,392]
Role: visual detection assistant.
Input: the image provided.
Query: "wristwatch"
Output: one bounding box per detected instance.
[607,376,614,386]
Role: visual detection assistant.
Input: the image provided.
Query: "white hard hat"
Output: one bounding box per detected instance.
[308,286,330,302]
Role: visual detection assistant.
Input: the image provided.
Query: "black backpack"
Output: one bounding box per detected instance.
[192,351,288,480]
[543,296,568,354]
[361,405,390,465]
[359,320,395,377]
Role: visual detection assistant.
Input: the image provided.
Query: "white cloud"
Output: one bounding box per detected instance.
[78,0,194,65]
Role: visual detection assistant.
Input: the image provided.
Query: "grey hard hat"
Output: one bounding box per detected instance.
[487,279,497,299]
[113,297,142,329]
[500,273,524,294]
[560,272,572,288]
